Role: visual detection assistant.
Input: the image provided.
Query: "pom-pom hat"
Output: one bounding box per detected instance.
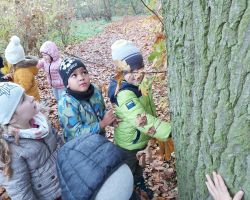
[5,36,25,65]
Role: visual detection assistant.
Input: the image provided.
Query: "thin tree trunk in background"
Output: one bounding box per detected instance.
[102,0,112,21]
[130,0,137,15]
[85,0,99,20]
[162,0,250,199]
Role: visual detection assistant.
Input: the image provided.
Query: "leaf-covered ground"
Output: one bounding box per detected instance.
[0,16,177,200]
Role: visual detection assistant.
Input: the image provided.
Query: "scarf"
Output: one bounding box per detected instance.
[67,84,94,101]
[5,112,49,140]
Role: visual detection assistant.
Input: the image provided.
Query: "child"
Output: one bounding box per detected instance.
[0,56,11,76]
[206,172,244,200]
[0,56,6,81]
[0,82,61,200]
[58,58,115,142]
[57,133,134,200]
[4,36,40,101]
[37,41,65,101]
[108,39,172,199]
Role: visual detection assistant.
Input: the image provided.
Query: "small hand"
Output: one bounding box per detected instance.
[100,109,116,129]
[205,171,244,200]
[3,73,13,80]
[111,117,122,128]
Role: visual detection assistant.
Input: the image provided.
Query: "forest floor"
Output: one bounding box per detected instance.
[0,16,177,200]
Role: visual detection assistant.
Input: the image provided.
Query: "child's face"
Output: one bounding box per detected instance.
[124,68,144,86]
[41,53,52,63]
[13,94,39,122]
[67,67,90,92]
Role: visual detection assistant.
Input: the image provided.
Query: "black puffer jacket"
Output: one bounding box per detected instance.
[56,133,126,200]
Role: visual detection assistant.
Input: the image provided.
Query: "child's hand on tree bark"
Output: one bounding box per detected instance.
[205,171,244,200]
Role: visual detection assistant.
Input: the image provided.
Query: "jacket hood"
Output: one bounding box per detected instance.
[15,56,38,68]
[40,41,60,61]
[108,79,142,105]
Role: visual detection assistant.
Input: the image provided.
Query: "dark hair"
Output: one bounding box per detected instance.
[0,56,4,68]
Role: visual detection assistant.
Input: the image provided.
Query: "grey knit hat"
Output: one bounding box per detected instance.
[111,39,144,71]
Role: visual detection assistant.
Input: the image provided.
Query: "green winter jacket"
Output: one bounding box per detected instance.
[108,79,171,150]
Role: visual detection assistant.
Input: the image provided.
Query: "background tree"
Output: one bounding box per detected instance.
[162,0,250,199]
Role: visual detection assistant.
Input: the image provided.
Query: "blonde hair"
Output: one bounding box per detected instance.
[0,125,13,178]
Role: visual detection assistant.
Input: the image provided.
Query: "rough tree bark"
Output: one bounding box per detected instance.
[162,0,250,199]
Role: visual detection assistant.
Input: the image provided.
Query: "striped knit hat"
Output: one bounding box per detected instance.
[111,39,144,71]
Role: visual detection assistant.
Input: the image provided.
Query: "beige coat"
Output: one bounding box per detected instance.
[0,128,61,200]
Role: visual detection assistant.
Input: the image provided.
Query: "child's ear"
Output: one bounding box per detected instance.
[124,73,132,81]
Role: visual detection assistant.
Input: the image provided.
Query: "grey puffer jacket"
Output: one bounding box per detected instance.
[0,128,61,200]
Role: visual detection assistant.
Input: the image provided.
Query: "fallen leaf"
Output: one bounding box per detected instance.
[137,113,147,127]
[148,126,156,135]
[114,71,123,96]
[113,60,131,72]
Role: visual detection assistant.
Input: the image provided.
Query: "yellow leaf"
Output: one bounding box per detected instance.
[139,77,154,96]
[114,71,123,96]
[113,60,131,95]
[113,60,131,72]
[139,84,149,96]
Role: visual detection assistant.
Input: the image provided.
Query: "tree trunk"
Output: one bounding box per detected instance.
[162,0,250,199]
[102,0,112,21]
[130,0,138,15]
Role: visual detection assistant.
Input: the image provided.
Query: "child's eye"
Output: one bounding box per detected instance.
[83,71,88,75]
[71,74,77,78]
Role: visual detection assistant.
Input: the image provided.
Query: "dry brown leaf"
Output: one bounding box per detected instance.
[137,113,147,127]
[154,197,166,200]
[113,60,131,95]
[145,146,153,164]
[101,84,108,97]
[155,33,166,44]
[138,153,146,168]
[148,126,156,135]
[114,71,123,96]
[114,60,131,72]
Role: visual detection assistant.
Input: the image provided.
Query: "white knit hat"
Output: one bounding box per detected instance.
[111,39,144,71]
[0,82,24,125]
[5,36,25,64]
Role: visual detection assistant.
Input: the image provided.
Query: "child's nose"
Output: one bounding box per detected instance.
[78,74,85,80]
[79,74,86,80]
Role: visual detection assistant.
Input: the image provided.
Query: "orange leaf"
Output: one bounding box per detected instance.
[158,138,175,161]
[114,71,123,96]
[155,33,166,44]
[165,138,174,161]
